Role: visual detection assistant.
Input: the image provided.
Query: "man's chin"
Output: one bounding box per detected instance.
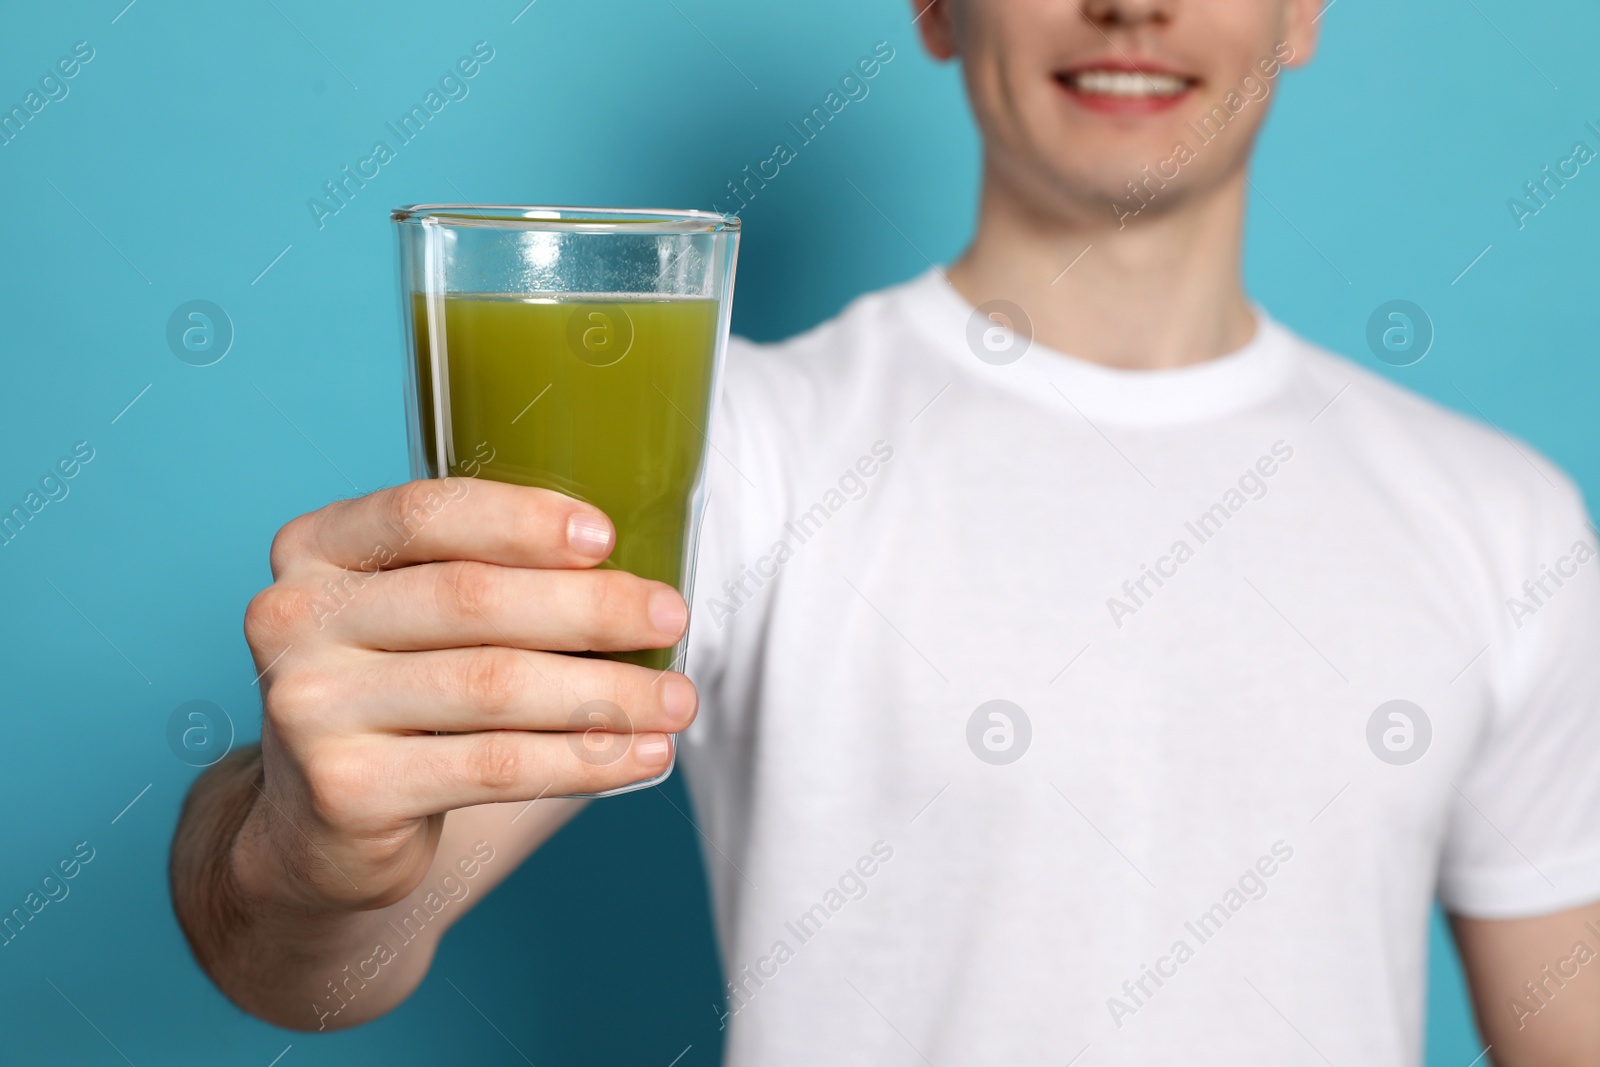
[1016,148,1252,231]
[1020,167,1198,228]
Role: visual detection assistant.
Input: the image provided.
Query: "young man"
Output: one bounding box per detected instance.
[171,0,1600,1062]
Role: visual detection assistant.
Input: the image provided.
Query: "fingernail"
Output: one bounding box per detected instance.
[567,513,612,557]
[648,588,688,638]
[635,734,671,765]
[661,674,697,725]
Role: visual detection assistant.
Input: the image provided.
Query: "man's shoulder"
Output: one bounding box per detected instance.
[716,273,933,459]
[724,274,924,395]
[1283,328,1587,531]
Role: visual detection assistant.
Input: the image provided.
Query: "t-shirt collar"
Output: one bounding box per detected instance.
[898,267,1300,428]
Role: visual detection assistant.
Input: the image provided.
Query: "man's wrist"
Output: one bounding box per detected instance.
[170,746,269,983]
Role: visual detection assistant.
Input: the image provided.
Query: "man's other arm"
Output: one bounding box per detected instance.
[1452,900,1600,1066]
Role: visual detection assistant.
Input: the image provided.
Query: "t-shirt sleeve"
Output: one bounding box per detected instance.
[683,336,793,724]
[678,337,797,894]
[682,390,743,694]
[1437,476,1600,918]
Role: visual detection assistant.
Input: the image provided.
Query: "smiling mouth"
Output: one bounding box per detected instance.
[1056,66,1198,109]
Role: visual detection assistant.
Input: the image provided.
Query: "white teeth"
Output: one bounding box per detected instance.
[1069,69,1189,98]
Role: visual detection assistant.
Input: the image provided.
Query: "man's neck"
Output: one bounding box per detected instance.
[946,163,1257,372]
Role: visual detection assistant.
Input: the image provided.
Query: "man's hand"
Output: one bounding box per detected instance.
[171,478,697,1027]
[241,476,694,907]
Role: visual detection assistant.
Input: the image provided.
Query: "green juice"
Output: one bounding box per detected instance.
[411,293,720,671]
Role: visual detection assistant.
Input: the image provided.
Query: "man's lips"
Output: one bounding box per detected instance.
[1055,62,1199,115]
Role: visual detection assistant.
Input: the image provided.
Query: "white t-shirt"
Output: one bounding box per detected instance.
[680,269,1600,1066]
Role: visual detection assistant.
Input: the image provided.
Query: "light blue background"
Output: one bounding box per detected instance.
[1,0,1595,1063]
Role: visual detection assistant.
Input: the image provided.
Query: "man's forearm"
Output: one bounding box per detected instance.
[168,746,438,1031]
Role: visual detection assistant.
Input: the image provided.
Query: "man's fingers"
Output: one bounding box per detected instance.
[274,479,615,575]
[339,647,698,735]
[330,561,688,653]
[344,730,676,817]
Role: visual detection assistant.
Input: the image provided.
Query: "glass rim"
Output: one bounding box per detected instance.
[390,203,740,234]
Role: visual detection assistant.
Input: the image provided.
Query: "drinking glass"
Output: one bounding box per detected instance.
[392,204,740,794]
